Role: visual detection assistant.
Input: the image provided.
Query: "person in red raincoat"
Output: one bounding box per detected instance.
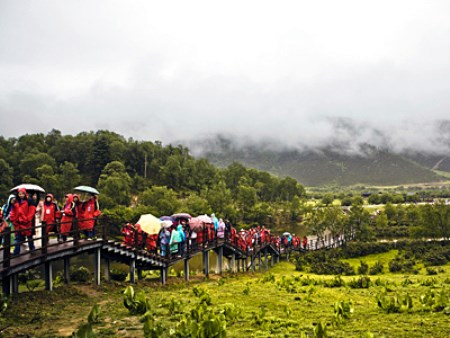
[10,188,36,254]
[41,194,61,240]
[302,236,308,250]
[122,223,135,246]
[78,194,101,240]
[60,194,76,242]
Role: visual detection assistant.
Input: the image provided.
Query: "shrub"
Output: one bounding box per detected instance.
[70,266,91,283]
[310,259,355,276]
[357,261,369,275]
[423,250,449,266]
[426,267,438,275]
[376,292,413,313]
[110,269,128,282]
[369,261,384,275]
[388,256,416,273]
[348,276,371,289]
[324,275,346,288]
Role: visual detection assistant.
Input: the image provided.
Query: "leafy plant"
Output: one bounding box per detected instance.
[0,294,8,314]
[333,300,354,327]
[72,304,101,338]
[324,275,345,288]
[313,321,328,338]
[110,268,128,282]
[376,292,413,313]
[348,276,371,289]
[143,318,164,338]
[419,288,450,313]
[87,304,101,324]
[70,266,92,283]
[123,285,151,315]
[357,260,369,275]
[26,279,43,292]
[369,261,384,275]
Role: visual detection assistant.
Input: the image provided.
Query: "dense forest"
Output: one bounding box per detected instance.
[0,130,306,227]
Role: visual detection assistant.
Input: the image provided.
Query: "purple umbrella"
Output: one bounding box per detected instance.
[160,216,174,222]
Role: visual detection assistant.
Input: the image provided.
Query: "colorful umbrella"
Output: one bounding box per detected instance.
[171,212,192,220]
[189,217,205,232]
[160,220,173,229]
[136,214,162,235]
[10,184,45,194]
[74,186,100,195]
[196,214,212,223]
[160,216,174,222]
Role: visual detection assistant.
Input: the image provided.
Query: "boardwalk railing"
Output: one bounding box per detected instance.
[0,217,350,295]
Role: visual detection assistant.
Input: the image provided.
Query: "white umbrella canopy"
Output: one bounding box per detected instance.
[10,184,45,194]
[74,186,100,195]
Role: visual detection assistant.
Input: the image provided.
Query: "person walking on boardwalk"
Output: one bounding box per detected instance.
[41,194,61,242]
[78,193,101,240]
[60,194,76,242]
[10,188,36,254]
[1,194,17,248]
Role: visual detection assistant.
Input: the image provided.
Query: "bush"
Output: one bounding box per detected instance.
[110,269,128,282]
[388,256,416,273]
[357,261,369,275]
[369,261,384,275]
[70,266,92,283]
[423,250,449,267]
[310,259,355,276]
[348,276,371,289]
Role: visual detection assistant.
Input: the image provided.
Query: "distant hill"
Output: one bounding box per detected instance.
[190,137,446,187]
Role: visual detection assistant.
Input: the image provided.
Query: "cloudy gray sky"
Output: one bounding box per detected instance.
[1,0,450,153]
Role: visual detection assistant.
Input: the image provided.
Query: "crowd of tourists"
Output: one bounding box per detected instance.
[0,188,101,255]
[122,214,308,258]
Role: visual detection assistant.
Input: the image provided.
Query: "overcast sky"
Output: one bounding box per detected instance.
[1,0,450,153]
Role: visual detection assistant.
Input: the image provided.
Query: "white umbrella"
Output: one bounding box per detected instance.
[10,184,45,194]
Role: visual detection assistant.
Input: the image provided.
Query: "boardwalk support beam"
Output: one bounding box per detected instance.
[129,259,136,284]
[94,248,101,286]
[64,257,71,284]
[44,261,53,291]
[184,258,190,281]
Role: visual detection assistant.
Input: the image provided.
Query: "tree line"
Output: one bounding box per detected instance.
[0,129,306,227]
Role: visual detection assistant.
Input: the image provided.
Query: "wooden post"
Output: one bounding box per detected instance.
[137,269,143,281]
[265,251,269,271]
[103,258,110,282]
[11,274,19,294]
[160,267,168,284]
[184,258,190,281]
[203,251,209,276]
[217,247,223,274]
[2,276,11,295]
[94,248,101,286]
[73,218,79,247]
[271,254,274,267]
[44,261,53,291]
[3,226,11,269]
[129,259,136,284]
[232,252,236,273]
[64,257,71,284]
[258,251,262,272]
[41,221,48,256]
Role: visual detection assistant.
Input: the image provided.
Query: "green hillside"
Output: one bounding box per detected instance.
[201,140,444,187]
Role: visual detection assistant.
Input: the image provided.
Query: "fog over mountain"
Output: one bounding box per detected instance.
[1,1,450,156]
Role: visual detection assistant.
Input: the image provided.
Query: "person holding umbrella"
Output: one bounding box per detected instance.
[78,193,101,240]
[10,188,36,254]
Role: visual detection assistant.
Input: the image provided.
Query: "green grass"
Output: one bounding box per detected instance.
[2,257,450,337]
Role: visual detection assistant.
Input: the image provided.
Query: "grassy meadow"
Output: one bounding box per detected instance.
[2,250,450,337]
